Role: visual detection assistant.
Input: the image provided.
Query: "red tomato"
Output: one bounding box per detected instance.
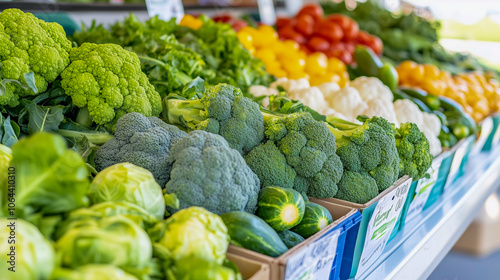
[231,20,248,32]
[344,42,355,54]
[358,34,383,55]
[279,26,307,45]
[297,4,324,21]
[314,21,343,42]
[326,14,359,39]
[213,14,233,23]
[295,14,315,37]
[355,31,372,45]
[337,50,353,64]
[307,36,330,52]
[276,17,295,29]
[368,35,383,55]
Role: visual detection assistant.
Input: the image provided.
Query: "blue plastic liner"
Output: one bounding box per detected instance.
[330,210,362,280]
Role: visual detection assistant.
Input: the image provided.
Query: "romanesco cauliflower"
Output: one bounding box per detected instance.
[0,9,72,107]
[60,43,162,131]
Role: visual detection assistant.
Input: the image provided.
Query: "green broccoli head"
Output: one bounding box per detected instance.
[244,141,297,189]
[60,43,162,131]
[163,83,265,155]
[247,112,342,198]
[335,171,379,204]
[395,122,433,181]
[165,130,261,215]
[94,112,187,186]
[0,9,72,107]
[328,116,400,193]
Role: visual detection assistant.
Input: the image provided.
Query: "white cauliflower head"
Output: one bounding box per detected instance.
[270,77,310,92]
[249,85,278,108]
[326,86,368,122]
[421,112,441,137]
[393,99,424,127]
[422,128,443,156]
[350,76,393,103]
[287,87,329,114]
[362,98,399,126]
[317,82,341,100]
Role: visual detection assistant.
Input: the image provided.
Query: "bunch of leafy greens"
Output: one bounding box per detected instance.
[72,14,274,95]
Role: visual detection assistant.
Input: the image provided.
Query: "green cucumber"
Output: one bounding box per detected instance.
[291,203,333,239]
[392,89,432,113]
[220,211,288,257]
[278,230,305,249]
[256,186,305,232]
[400,87,441,111]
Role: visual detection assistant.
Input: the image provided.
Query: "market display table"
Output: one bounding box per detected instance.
[355,147,500,280]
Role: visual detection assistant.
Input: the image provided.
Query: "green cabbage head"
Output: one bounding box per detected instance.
[55,215,152,278]
[55,201,159,240]
[50,265,139,280]
[158,207,229,264]
[88,162,165,219]
[10,132,89,216]
[0,218,55,280]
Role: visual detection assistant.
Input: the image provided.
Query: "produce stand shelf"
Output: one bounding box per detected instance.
[353,146,500,280]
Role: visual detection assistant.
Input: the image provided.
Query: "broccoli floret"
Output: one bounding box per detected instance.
[94,112,187,186]
[163,83,264,155]
[335,171,379,204]
[0,9,72,107]
[246,112,342,198]
[327,116,399,193]
[244,141,296,189]
[60,43,162,131]
[165,130,260,215]
[394,122,433,181]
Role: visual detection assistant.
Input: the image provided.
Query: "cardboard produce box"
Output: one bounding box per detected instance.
[228,202,361,280]
[316,176,412,279]
[227,253,270,280]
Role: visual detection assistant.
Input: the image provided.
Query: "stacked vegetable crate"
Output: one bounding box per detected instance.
[313,176,412,278]
[228,202,361,280]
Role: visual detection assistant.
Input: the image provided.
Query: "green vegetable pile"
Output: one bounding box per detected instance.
[0,132,243,280]
[72,14,274,95]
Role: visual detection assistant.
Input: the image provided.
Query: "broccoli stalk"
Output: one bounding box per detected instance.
[163,83,264,155]
[163,96,218,133]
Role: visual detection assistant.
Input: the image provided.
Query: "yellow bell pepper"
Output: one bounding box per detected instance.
[179,15,203,30]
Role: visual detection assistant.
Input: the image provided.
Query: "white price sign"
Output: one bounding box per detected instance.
[355,178,411,278]
[257,0,277,25]
[285,229,340,280]
[406,158,443,222]
[145,0,184,22]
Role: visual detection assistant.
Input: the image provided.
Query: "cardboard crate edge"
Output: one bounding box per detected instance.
[227,253,270,280]
[227,203,358,280]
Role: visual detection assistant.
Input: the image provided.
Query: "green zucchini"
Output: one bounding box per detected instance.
[291,203,333,239]
[256,186,305,232]
[278,230,305,249]
[220,211,288,257]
